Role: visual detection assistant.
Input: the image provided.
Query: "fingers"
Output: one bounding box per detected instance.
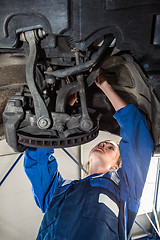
[95,69,106,86]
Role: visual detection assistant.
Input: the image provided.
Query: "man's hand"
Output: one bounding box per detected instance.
[95,69,109,90]
[67,92,77,106]
[95,68,127,111]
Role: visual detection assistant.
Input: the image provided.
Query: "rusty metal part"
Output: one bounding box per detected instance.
[17,124,99,149]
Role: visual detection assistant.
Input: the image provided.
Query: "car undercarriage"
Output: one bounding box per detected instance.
[0,0,160,152]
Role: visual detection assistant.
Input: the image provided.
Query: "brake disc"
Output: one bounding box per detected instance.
[17,124,99,149]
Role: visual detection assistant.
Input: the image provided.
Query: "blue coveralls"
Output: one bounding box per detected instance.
[24,105,155,240]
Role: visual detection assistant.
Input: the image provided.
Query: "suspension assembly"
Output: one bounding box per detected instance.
[3,29,114,152]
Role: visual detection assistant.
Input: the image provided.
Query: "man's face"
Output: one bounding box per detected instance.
[88,141,120,175]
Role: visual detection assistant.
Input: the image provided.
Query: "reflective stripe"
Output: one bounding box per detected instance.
[98,193,119,217]
[61,179,72,187]
[110,171,120,185]
[92,174,104,179]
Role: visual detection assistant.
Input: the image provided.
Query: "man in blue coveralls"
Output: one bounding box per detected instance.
[24,70,155,240]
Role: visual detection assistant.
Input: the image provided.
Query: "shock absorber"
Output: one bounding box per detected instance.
[66,36,77,51]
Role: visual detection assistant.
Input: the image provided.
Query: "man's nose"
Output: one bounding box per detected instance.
[99,142,105,148]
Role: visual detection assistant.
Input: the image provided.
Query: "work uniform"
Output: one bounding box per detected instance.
[24,104,155,240]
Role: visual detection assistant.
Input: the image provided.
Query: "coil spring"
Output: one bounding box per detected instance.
[66,36,77,51]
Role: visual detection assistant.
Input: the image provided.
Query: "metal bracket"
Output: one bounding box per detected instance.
[75,52,93,132]
[21,30,51,129]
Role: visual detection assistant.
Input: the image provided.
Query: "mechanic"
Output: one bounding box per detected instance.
[24,70,155,240]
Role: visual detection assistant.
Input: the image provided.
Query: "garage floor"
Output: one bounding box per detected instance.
[0,131,159,239]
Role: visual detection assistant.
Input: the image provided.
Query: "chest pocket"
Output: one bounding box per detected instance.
[82,182,120,235]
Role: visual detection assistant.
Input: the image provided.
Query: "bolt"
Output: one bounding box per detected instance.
[47,67,53,71]
[81,42,86,48]
[20,33,26,42]
[45,76,56,84]
[80,118,93,131]
[39,119,48,127]
[38,29,46,38]
[37,117,51,129]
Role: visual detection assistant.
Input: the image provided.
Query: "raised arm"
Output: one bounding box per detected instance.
[95,69,127,111]
[24,148,64,213]
[23,96,77,213]
[95,69,155,207]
